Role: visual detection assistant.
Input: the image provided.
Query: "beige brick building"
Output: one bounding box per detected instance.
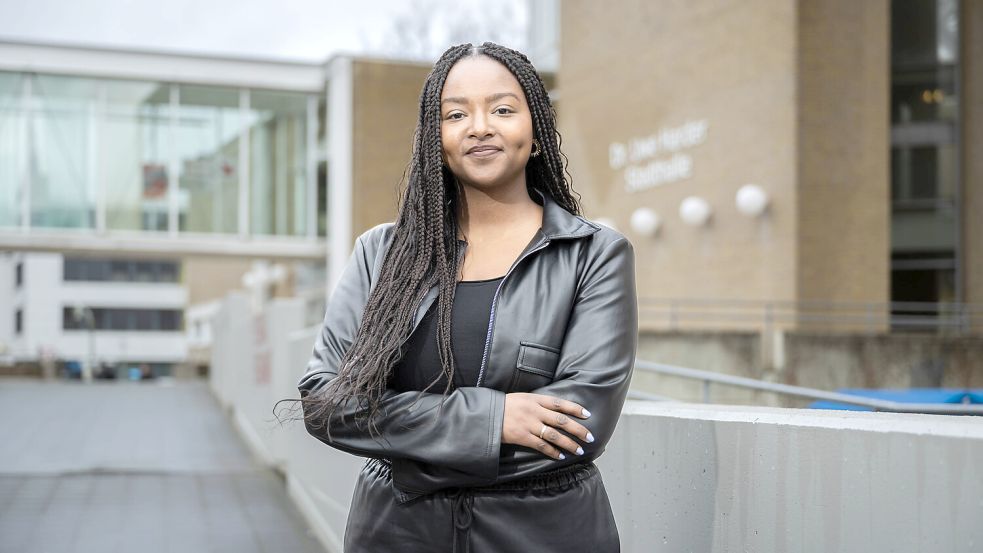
[543,0,982,334]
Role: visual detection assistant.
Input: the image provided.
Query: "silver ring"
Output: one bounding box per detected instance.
[539,424,549,440]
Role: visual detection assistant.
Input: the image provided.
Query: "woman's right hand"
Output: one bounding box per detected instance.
[502,392,595,460]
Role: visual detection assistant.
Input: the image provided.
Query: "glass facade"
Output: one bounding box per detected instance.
[890,0,961,312]
[0,70,322,239]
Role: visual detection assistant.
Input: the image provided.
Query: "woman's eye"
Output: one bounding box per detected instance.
[494,107,513,115]
[447,113,464,120]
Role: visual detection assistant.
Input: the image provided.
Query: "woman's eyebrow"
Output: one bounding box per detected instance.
[440,92,521,106]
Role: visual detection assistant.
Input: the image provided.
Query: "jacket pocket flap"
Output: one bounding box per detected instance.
[516,341,560,379]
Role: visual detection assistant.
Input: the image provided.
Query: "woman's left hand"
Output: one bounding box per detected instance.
[501,392,594,460]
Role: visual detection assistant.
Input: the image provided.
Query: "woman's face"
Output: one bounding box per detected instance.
[439,55,535,192]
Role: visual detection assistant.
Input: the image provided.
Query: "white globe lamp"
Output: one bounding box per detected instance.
[679,196,712,226]
[736,184,769,217]
[629,207,661,237]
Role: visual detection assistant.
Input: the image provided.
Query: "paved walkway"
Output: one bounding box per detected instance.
[0,378,325,553]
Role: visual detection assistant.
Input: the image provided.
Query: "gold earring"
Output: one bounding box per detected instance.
[530,139,541,157]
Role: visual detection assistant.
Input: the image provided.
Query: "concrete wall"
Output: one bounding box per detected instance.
[786,332,983,390]
[632,330,772,406]
[633,330,983,407]
[602,401,983,552]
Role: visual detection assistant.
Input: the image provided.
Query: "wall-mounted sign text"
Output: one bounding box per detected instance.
[609,119,709,193]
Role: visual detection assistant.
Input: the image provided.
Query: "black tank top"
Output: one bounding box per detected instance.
[390,275,504,392]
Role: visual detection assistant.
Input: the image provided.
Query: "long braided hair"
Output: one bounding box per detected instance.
[285,42,583,441]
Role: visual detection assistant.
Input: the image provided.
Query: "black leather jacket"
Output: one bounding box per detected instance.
[297,187,637,550]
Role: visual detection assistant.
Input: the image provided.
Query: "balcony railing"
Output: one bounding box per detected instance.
[639,297,983,335]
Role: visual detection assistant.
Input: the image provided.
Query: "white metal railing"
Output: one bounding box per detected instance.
[639,297,983,335]
[632,359,983,415]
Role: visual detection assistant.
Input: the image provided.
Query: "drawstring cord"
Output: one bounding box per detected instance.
[450,488,474,553]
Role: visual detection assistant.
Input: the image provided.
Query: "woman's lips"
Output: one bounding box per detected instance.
[467,148,502,158]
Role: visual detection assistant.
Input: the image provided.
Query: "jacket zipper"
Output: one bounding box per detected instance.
[475,237,551,388]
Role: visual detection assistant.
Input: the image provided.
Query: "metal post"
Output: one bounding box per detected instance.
[93,82,106,233]
[21,74,32,231]
[306,94,318,240]
[238,88,250,239]
[168,84,180,237]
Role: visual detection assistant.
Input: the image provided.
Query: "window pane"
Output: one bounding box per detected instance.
[103,79,172,232]
[891,143,956,203]
[890,0,959,124]
[134,261,154,282]
[248,90,308,237]
[891,67,957,124]
[64,258,81,280]
[135,309,153,330]
[176,85,240,234]
[92,308,107,329]
[158,261,178,282]
[110,260,130,281]
[891,0,958,67]
[30,74,98,229]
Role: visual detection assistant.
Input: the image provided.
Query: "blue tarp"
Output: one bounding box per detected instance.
[809,388,983,411]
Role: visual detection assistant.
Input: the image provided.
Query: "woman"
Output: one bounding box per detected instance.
[296,42,637,552]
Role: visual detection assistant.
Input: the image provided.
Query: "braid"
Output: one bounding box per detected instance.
[277,41,581,441]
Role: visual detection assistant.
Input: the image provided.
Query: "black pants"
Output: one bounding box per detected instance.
[344,457,621,552]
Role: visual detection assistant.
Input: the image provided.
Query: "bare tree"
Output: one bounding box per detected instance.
[360,0,528,62]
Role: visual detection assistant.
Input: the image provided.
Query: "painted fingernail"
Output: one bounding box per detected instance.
[582,408,591,417]
[586,432,595,443]
[576,446,584,455]
[559,453,566,460]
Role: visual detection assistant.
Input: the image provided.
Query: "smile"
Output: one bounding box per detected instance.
[467,148,502,158]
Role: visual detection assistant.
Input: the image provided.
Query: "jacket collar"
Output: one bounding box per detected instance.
[530,187,601,240]
[455,187,600,245]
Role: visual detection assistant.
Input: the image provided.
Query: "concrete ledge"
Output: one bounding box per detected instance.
[621,400,983,439]
[600,400,983,552]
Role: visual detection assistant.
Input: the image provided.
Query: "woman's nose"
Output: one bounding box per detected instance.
[468,111,493,137]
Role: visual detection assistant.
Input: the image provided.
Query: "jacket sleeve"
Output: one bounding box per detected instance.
[296,228,507,482]
[390,236,638,497]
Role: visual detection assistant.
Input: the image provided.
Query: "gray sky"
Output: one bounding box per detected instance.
[0,0,529,62]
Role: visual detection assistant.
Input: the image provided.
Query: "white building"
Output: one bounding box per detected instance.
[0,251,188,377]
[0,39,336,376]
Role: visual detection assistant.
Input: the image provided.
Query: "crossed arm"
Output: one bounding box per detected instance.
[388,236,638,495]
[297,230,637,497]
